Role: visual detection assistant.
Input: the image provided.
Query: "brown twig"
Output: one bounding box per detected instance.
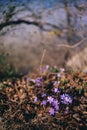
[40,49,46,72]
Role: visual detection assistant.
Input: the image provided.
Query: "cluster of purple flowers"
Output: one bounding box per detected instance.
[47,97,59,115]
[60,94,72,105]
[29,66,73,116]
[34,92,73,116]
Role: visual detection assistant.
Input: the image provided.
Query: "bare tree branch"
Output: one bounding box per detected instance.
[0,19,61,32]
[0,20,42,30]
[56,37,87,48]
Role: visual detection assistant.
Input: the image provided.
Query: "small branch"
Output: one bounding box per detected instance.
[56,37,87,48]
[40,49,46,71]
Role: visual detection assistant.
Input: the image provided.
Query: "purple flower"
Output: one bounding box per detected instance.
[60,94,72,105]
[37,83,42,87]
[41,100,47,105]
[42,93,47,97]
[57,73,61,78]
[54,104,59,111]
[53,81,58,86]
[52,99,58,106]
[47,96,54,104]
[54,88,59,93]
[52,99,59,111]
[34,97,38,103]
[60,68,65,72]
[53,81,60,86]
[35,77,42,83]
[42,65,49,73]
[35,77,42,86]
[49,108,55,115]
[27,78,35,83]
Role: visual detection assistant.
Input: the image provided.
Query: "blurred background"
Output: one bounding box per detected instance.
[0,0,87,74]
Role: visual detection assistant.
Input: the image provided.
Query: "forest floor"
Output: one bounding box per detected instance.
[0,66,87,130]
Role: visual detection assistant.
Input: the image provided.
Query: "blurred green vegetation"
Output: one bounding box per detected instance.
[0,52,23,81]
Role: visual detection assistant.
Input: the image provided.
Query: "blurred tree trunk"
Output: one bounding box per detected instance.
[62,0,76,43]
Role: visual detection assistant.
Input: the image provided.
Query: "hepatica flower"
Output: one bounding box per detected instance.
[34,97,38,103]
[57,73,61,78]
[52,99,58,106]
[42,65,49,73]
[53,81,58,86]
[47,96,54,104]
[60,68,65,72]
[49,108,55,115]
[54,88,59,93]
[42,93,47,97]
[60,94,72,105]
[54,104,59,111]
[41,100,47,105]
[52,99,59,111]
[35,77,42,86]
[27,78,35,83]
[35,77,42,83]
[53,81,60,86]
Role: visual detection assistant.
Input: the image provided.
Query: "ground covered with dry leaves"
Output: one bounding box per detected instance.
[0,66,87,130]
